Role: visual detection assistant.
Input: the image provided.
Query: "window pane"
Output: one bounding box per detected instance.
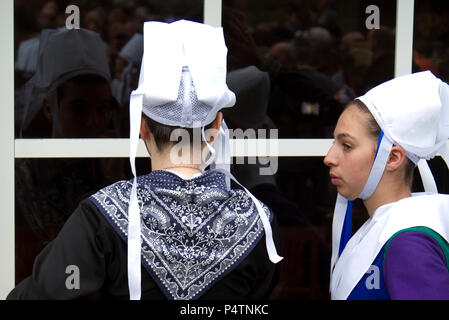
[230,156,335,299]
[15,155,337,300]
[222,0,397,138]
[14,0,203,138]
[15,157,150,284]
[412,0,449,196]
[413,0,449,82]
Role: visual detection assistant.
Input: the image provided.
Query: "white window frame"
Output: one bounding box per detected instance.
[0,0,14,300]
[0,0,419,298]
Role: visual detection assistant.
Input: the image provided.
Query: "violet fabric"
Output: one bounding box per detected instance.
[383,231,449,299]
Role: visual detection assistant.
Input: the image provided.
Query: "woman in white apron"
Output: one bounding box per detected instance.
[324,71,449,299]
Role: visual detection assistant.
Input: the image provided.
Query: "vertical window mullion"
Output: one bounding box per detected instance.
[0,0,15,299]
[203,0,222,27]
[395,0,415,77]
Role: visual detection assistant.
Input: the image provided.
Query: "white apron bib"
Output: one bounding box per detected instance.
[330,193,449,300]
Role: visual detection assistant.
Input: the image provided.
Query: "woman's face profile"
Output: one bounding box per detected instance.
[324,105,378,200]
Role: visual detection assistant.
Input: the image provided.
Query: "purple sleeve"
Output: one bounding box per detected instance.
[383,231,449,300]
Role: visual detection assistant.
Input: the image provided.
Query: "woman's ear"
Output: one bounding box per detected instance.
[140,114,149,141]
[386,145,407,172]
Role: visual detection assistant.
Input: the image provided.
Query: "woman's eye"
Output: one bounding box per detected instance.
[343,143,352,151]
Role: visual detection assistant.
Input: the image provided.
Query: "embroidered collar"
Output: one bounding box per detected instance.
[89,170,271,299]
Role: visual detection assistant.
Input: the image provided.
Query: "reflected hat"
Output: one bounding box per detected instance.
[118,33,143,65]
[225,65,275,129]
[115,33,144,105]
[20,28,111,135]
[35,28,110,92]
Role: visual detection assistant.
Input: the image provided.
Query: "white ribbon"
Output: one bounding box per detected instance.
[209,121,231,189]
[128,92,143,300]
[202,121,282,263]
[330,194,348,278]
[417,159,438,194]
[416,141,449,195]
[221,169,283,264]
[358,133,393,200]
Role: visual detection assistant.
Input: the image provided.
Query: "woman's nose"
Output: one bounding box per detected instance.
[323,145,337,167]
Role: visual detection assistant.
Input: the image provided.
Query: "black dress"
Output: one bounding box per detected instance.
[8,170,282,300]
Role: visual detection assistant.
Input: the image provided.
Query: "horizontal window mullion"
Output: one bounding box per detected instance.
[14,138,334,158]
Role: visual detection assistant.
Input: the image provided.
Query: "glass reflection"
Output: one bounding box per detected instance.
[413,0,449,82]
[412,0,449,195]
[222,0,398,138]
[15,157,150,284]
[14,0,203,138]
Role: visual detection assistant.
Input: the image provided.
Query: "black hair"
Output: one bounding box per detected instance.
[142,113,215,152]
[349,99,381,139]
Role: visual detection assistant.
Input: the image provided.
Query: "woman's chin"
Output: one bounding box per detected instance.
[337,188,357,201]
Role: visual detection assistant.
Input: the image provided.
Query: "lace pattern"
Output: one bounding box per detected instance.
[89,170,271,300]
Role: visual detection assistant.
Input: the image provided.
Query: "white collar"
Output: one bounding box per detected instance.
[331,193,449,300]
[162,169,203,180]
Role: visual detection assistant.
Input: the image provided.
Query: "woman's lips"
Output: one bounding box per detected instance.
[331,178,341,185]
[330,174,341,185]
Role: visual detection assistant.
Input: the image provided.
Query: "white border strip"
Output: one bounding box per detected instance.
[395,0,414,77]
[0,0,15,300]
[15,138,334,158]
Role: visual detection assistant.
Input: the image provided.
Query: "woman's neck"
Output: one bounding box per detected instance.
[363,179,411,218]
[151,154,202,178]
